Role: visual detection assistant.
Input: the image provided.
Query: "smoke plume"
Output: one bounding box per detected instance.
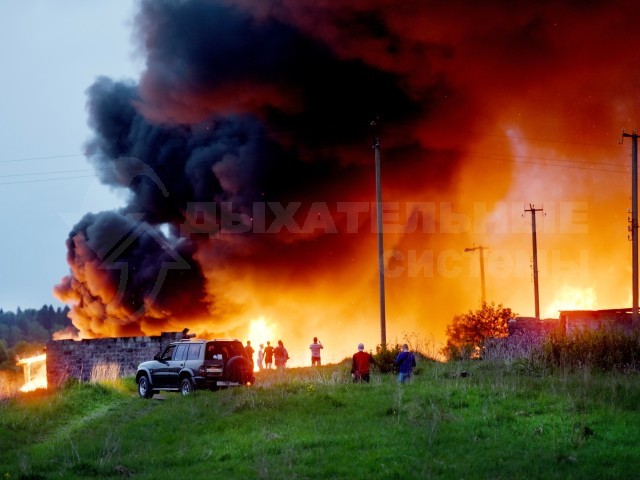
[56,0,640,360]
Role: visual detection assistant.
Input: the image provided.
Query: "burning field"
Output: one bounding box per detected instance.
[52,0,640,362]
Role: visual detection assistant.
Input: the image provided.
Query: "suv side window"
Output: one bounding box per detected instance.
[187,344,201,360]
[160,345,176,361]
[174,344,188,361]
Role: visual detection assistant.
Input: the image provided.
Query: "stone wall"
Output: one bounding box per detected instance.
[46,332,183,387]
[559,309,634,335]
[508,317,559,338]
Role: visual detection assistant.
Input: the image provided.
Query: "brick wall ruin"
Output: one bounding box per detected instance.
[45,332,183,387]
[509,309,636,339]
[508,317,559,338]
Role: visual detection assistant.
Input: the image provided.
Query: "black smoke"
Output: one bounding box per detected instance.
[57,0,464,336]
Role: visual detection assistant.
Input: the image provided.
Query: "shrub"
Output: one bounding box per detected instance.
[442,302,515,361]
[373,344,402,373]
[539,328,640,371]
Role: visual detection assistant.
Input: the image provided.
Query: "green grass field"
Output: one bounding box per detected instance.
[2,360,640,479]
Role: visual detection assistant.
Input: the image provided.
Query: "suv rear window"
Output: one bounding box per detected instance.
[205,341,245,361]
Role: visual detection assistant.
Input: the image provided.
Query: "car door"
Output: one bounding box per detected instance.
[151,344,176,387]
[166,344,188,387]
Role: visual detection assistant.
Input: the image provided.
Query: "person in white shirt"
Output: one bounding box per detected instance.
[257,344,265,371]
[309,337,323,366]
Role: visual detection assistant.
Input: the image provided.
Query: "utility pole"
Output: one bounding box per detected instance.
[373,135,387,347]
[464,245,488,305]
[621,130,639,326]
[524,205,543,320]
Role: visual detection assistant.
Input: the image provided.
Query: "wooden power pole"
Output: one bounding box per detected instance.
[525,205,543,320]
[621,130,639,326]
[465,245,488,305]
[373,136,387,346]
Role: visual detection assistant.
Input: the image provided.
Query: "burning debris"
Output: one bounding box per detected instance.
[55,0,640,355]
[17,354,47,393]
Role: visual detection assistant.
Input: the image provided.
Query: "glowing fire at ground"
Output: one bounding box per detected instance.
[16,354,47,392]
[247,317,278,347]
[544,285,597,319]
[246,317,280,369]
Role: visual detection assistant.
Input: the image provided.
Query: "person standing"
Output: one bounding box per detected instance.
[395,344,417,384]
[264,341,274,370]
[245,340,255,369]
[257,344,265,371]
[309,337,323,366]
[274,340,289,370]
[351,343,378,383]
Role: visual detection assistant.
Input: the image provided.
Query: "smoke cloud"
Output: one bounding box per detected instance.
[56,0,640,360]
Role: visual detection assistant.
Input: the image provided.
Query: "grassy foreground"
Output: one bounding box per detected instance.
[2,361,640,479]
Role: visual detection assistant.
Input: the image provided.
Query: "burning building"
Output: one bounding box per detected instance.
[52,0,640,360]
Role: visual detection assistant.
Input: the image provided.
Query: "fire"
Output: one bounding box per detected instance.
[245,317,280,369]
[16,354,47,392]
[544,285,597,319]
[246,317,278,345]
[51,0,640,359]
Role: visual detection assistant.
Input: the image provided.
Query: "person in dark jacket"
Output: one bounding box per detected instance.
[351,343,379,383]
[395,344,416,384]
[274,340,289,370]
[245,340,255,368]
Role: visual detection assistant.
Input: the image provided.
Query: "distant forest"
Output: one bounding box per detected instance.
[0,305,76,369]
[0,305,75,349]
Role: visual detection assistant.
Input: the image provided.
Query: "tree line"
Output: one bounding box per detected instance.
[0,305,76,368]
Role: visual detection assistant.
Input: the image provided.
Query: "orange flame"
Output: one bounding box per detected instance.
[16,354,47,392]
[544,285,597,319]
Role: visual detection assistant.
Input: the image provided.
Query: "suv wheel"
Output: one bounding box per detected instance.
[226,355,252,384]
[138,374,154,399]
[180,376,194,396]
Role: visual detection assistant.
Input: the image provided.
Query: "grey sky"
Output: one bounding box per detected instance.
[0,1,141,311]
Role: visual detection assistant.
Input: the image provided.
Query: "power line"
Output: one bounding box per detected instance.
[0,153,85,164]
[0,168,94,179]
[0,124,633,186]
[0,174,97,186]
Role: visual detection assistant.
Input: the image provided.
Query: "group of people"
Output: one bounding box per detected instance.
[244,340,290,370]
[351,342,416,384]
[244,336,417,384]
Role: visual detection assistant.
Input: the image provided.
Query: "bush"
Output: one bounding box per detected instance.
[539,328,640,371]
[373,344,402,373]
[442,302,515,361]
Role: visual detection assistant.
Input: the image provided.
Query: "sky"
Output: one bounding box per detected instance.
[3,0,640,364]
[0,1,140,311]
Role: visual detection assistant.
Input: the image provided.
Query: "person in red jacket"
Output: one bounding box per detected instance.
[351,343,379,383]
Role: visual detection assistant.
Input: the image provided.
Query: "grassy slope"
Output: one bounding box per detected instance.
[2,361,640,479]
